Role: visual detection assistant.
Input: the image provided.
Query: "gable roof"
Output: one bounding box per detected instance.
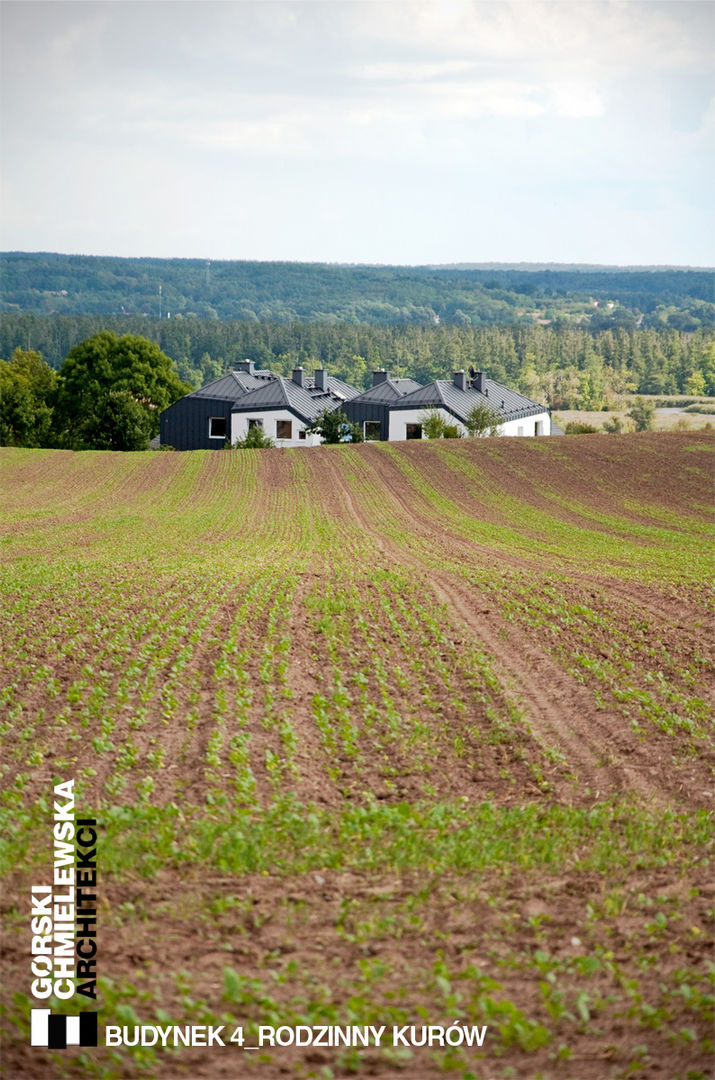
[230,377,344,424]
[349,377,423,406]
[391,378,546,423]
[187,370,282,400]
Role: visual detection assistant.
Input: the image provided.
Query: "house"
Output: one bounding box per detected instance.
[344,369,423,441]
[388,370,551,439]
[230,366,360,447]
[160,361,360,449]
[159,362,550,448]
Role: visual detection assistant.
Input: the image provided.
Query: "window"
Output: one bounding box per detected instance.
[517,425,524,436]
[406,423,422,440]
[299,429,307,440]
[276,420,292,439]
[247,418,263,429]
[364,421,382,441]
[535,421,544,436]
[209,416,226,439]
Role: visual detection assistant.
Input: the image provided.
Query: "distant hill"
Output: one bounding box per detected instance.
[1,252,713,329]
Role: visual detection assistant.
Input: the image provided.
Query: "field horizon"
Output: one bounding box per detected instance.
[1,432,713,1080]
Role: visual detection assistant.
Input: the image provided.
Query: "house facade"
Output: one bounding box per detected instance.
[161,362,360,450]
[159,362,550,448]
[343,369,423,441]
[388,371,551,440]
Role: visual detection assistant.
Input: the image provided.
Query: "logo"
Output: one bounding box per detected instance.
[31,1009,98,1049]
[29,779,99,1049]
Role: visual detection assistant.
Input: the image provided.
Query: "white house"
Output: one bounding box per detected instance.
[160,362,551,449]
[230,366,360,447]
[387,370,551,440]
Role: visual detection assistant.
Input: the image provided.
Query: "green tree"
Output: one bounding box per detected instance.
[55,332,190,450]
[627,398,655,432]
[306,409,363,444]
[464,403,501,437]
[684,369,706,396]
[0,348,58,447]
[419,408,449,439]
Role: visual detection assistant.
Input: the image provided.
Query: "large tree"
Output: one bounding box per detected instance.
[55,332,189,450]
[0,348,58,447]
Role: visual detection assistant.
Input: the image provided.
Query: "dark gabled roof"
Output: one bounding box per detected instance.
[187,369,284,400]
[349,377,423,406]
[188,371,263,399]
[230,377,343,424]
[391,378,546,423]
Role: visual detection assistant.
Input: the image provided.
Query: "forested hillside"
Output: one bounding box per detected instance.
[2,252,713,329]
[2,313,713,404]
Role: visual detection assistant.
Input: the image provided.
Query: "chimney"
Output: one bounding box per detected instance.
[472,370,485,393]
[236,359,255,375]
[453,370,467,391]
[292,366,305,388]
[314,369,328,391]
[372,368,389,386]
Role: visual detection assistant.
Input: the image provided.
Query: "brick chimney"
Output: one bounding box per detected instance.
[372,369,389,386]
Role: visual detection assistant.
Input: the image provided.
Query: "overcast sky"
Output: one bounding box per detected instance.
[1,0,713,265]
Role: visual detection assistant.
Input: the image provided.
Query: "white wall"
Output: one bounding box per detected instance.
[499,412,551,437]
[231,409,322,447]
[388,407,551,440]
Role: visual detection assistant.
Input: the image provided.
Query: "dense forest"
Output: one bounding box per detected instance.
[1,252,713,330]
[2,313,713,405]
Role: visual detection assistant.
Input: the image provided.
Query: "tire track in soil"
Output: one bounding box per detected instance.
[309,444,541,577]
[311,447,678,806]
[429,574,664,806]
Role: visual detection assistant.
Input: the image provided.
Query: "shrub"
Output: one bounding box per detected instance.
[564,422,599,434]
[306,409,363,444]
[231,425,275,449]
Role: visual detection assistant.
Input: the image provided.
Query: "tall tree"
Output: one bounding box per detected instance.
[0,348,57,447]
[55,332,190,450]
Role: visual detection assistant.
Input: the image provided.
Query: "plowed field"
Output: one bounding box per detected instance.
[1,433,713,1080]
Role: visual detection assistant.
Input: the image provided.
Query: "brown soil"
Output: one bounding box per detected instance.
[1,433,713,1080]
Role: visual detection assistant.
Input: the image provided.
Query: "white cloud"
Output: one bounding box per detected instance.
[547,82,605,119]
[0,0,712,262]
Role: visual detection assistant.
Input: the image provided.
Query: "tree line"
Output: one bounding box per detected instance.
[2,314,713,409]
[2,252,713,330]
[0,332,188,451]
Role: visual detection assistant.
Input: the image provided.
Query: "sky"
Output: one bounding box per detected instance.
[1,0,713,266]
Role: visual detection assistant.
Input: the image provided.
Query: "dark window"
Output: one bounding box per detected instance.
[209,416,226,439]
[276,420,292,439]
[299,429,307,440]
[364,421,382,441]
[406,423,422,440]
[247,418,263,429]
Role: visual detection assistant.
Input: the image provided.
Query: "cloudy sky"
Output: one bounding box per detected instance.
[1,1,713,265]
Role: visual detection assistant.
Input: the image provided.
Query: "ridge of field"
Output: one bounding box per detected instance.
[1,433,713,1080]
